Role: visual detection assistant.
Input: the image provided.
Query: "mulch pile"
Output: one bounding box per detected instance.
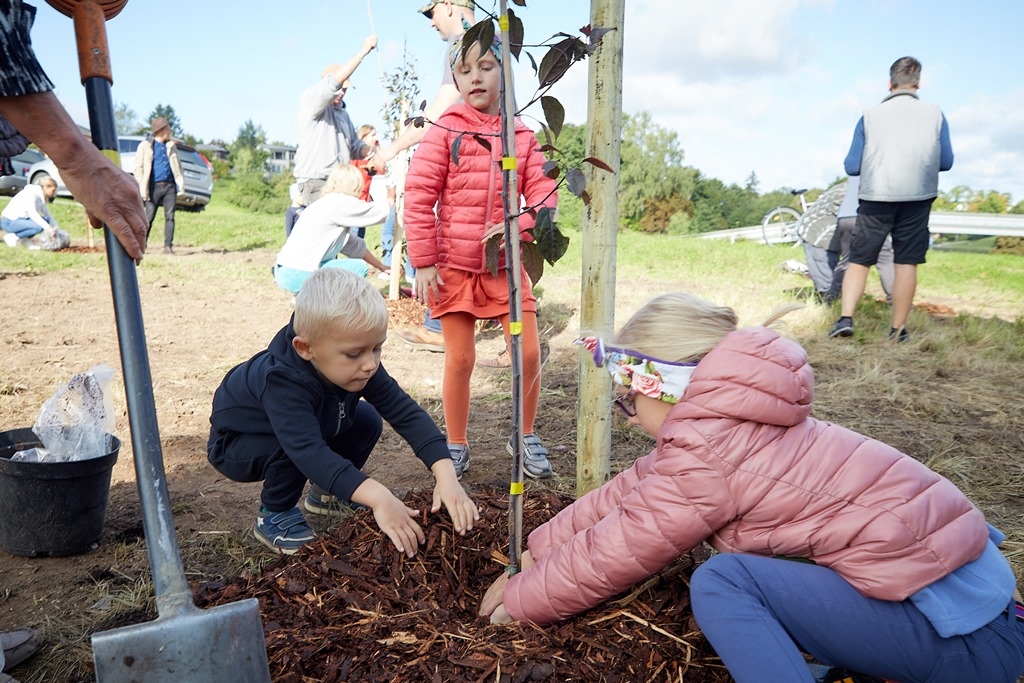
[384,295,427,330]
[194,487,729,682]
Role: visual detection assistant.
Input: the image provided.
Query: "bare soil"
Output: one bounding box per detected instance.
[0,246,1021,682]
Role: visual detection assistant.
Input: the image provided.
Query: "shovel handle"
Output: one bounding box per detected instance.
[71,1,113,83]
[52,0,194,611]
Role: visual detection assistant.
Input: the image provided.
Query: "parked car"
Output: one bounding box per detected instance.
[0,149,46,195]
[27,135,213,211]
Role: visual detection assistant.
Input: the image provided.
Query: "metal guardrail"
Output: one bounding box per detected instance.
[696,211,1024,245]
[696,223,793,245]
[927,212,1024,237]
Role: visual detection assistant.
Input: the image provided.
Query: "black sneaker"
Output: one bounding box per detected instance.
[829,317,854,338]
[888,327,909,343]
[823,667,889,683]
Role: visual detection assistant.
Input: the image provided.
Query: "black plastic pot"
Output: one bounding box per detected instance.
[0,427,120,556]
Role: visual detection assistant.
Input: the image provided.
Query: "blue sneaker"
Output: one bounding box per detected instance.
[304,483,366,516]
[448,443,470,480]
[253,507,315,555]
[508,434,554,479]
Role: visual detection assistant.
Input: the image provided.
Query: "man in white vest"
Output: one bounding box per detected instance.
[830,56,953,343]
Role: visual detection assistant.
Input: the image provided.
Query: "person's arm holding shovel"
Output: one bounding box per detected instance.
[0,0,147,261]
[0,93,148,262]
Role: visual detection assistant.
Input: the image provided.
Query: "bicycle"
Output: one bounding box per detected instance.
[761,188,808,245]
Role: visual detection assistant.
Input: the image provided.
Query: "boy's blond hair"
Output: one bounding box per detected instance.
[293,268,387,342]
[322,164,364,197]
[613,293,800,363]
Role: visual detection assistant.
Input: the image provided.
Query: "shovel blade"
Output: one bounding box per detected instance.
[92,599,270,683]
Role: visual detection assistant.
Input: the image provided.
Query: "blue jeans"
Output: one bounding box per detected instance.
[402,260,441,332]
[380,205,397,267]
[690,553,1024,683]
[1,216,49,238]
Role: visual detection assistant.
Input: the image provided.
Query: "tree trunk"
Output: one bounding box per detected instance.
[577,0,625,496]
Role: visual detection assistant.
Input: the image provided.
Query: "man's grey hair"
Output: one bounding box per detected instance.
[889,56,922,89]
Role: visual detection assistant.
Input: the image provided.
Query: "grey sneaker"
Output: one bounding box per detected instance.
[828,317,854,338]
[449,443,470,479]
[304,483,366,516]
[508,434,554,479]
[0,627,42,671]
[253,506,315,555]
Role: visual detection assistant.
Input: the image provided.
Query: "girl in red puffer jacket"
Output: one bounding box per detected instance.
[404,33,558,481]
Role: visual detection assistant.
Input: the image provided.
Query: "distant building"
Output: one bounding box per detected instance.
[196,144,229,161]
[259,143,296,176]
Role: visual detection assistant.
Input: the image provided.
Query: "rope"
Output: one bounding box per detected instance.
[366,0,386,81]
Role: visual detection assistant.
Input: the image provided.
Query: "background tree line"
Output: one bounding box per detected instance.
[114,102,1024,223]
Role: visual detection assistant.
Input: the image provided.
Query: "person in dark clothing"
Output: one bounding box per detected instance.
[207,268,479,555]
[283,182,304,238]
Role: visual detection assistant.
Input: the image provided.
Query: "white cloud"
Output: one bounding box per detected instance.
[626,0,813,80]
[943,90,1024,201]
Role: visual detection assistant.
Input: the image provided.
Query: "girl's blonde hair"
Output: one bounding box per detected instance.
[612,293,799,363]
[293,268,387,342]
[356,124,376,141]
[323,164,364,197]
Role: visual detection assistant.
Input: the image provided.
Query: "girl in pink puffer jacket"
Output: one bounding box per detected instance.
[480,292,1024,683]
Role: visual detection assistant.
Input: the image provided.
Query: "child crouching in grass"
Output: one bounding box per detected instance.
[207,268,479,555]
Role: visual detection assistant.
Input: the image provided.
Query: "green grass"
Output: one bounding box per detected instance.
[3,192,1021,329]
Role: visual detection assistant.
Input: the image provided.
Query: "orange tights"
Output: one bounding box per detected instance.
[440,311,541,445]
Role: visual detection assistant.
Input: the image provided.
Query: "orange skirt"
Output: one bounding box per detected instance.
[429,266,536,320]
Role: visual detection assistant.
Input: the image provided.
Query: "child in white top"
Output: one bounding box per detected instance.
[1,177,59,246]
[273,164,389,294]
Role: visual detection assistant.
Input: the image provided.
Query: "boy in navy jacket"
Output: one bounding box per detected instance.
[208,268,478,555]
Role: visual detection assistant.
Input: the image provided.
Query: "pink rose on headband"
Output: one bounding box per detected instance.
[632,372,661,398]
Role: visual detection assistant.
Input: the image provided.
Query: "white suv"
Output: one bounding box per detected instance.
[27,135,214,211]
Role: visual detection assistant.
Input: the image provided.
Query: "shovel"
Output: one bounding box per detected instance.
[43,1,271,680]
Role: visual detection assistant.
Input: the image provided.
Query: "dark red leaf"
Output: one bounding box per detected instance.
[583,156,615,173]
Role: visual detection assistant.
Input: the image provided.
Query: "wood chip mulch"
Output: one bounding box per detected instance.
[194,487,729,682]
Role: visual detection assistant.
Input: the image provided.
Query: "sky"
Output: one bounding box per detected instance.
[28,0,1024,204]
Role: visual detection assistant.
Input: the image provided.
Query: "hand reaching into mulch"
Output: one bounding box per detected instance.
[479,549,535,624]
[430,459,479,535]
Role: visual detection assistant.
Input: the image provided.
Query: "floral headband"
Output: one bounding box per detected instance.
[449,20,503,72]
[574,337,698,405]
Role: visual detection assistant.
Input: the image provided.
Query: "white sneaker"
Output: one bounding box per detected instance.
[377,271,391,281]
[3,232,19,247]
